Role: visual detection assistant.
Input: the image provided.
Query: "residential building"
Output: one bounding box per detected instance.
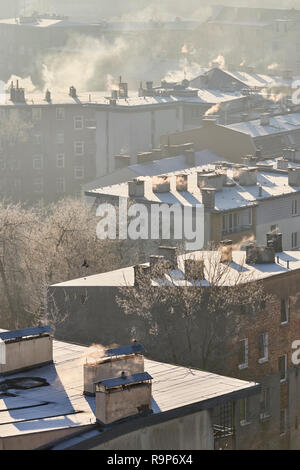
[49,244,300,449]
[202,6,300,74]
[0,326,259,450]
[85,157,300,251]
[0,82,97,203]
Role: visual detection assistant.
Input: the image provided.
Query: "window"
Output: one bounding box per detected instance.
[33,177,44,193]
[56,133,65,145]
[56,107,65,120]
[56,176,66,194]
[278,355,288,383]
[33,155,43,170]
[33,134,42,145]
[85,119,96,129]
[292,232,298,249]
[258,333,268,364]
[56,153,65,169]
[74,167,84,179]
[281,298,290,324]
[238,339,248,370]
[240,398,250,425]
[280,408,287,436]
[74,116,84,130]
[260,387,271,420]
[292,199,298,216]
[32,108,42,121]
[74,141,84,156]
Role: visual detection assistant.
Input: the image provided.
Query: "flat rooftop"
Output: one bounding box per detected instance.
[0,88,245,108]
[0,333,258,442]
[52,250,300,288]
[87,165,300,211]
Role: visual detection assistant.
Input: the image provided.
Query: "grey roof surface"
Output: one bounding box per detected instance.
[0,333,259,440]
[0,326,52,342]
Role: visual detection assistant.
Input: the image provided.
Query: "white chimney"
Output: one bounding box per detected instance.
[0,326,53,376]
[128,179,145,198]
[84,344,145,396]
[96,372,153,425]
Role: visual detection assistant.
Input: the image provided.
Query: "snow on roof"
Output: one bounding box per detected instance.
[51,250,300,289]
[87,166,300,212]
[224,113,300,138]
[83,150,224,192]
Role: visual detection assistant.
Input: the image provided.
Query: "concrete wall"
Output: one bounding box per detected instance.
[257,196,300,250]
[91,409,214,450]
[0,424,94,450]
[160,124,256,164]
[96,106,183,177]
[0,335,53,375]
[96,383,152,424]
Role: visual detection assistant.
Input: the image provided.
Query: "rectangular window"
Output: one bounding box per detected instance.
[238,339,248,370]
[280,408,287,436]
[74,167,84,179]
[260,387,271,420]
[33,177,44,193]
[278,355,288,383]
[56,153,65,169]
[292,232,298,249]
[56,176,66,194]
[258,333,268,363]
[56,133,65,145]
[74,116,84,130]
[240,398,250,425]
[74,141,84,156]
[85,119,96,129]
[281,298,289,324]
[32,108,42,121]
[56,107,65,120]
[33,155,43,170]
[292,199,298,216]
[33,134,42,145]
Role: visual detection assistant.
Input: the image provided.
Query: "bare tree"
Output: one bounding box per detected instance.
[117,250,273,372]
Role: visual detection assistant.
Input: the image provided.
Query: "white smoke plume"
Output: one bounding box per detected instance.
[205,103,221,116]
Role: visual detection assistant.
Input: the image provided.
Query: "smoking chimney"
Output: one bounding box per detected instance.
[266,231,283,253]
[84,343,145,396]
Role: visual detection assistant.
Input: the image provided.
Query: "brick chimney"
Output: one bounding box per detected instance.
[201,188,216,211]
[158,246,178,269]
[95,372,152,425]
[246,245,275,265]
[266,231,283,253]
[220,240,233,263]
[128,179,145,198]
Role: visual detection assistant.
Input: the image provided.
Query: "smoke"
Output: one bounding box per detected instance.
[41,34,128,92]
[5,75,37,93]
[163,60,205,83]
[205,103,221,116]
[82,343,119,364]
[209,55,226,70]
[268,63,279,72]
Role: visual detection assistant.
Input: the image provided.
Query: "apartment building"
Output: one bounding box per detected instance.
[90,79,247,176]
[85,155,300,251]
[49,242,300,449]
[0,81,97,203]
[202,6,300,74]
